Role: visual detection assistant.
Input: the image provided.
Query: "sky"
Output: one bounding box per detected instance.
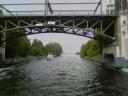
[0,0,112,53]
[0,0,113,11]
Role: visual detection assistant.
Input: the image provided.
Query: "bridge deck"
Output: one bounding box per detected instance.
[0,15,117,20]
[0,15,118,44]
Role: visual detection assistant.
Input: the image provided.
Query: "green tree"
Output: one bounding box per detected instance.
[32,39,48,57]
[6,30,48,58]
[46,42,62,56]
[19,37,32,57]
[6,30,32,58]
[32,39,43,48]
[80,40,101,59]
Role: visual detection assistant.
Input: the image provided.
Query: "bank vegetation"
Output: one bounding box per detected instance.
[6,30,63,59]
[80,40,102,61]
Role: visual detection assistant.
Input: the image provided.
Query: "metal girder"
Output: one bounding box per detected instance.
[23,26,95,39]
[63,28,72,32]
[46,0,53,14]
[10,10,95,13]
[19,20,32,26]
[100,20,103,33]
[94,0,101,14]
[90,20,100,28]
[0,5,13,15]
[0,25,5,31]
[0,17,116,42]
[62,20,74,25]
[31,20,42,25]
[103,21,114,33]
[6,21,17,27]
[75,20,86,27]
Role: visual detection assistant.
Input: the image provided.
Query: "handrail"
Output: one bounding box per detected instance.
[0,2,99,6]
[10,10,95,13]
[0,10,118,17]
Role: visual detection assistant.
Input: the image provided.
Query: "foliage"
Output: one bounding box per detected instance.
[6,30,32,58]
[19,37,32,57]
[80,40,102,59]
[32,39,48,57]
[6,30,48,58]
[6,30,63,58]
[46,42,63,56]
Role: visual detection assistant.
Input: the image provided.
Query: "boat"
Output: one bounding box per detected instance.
[46,54,53,61]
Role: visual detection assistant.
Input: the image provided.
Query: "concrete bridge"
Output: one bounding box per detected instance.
[0,0,128,67]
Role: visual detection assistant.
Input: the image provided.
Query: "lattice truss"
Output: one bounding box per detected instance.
[0,0,117,43]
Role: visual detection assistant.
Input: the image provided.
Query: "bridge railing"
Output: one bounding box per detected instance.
[0,10,117,17]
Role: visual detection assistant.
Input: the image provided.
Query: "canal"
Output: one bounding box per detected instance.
[0,54,128,96]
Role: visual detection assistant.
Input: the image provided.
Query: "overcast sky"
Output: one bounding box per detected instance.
[1,0,113,53]
[1,0,113,11]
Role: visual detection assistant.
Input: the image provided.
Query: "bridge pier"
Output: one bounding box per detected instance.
[0,32,6,62]
[102,44,121,65]
[103,12,128,67]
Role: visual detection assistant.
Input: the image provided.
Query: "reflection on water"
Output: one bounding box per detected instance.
[0,55,128,96]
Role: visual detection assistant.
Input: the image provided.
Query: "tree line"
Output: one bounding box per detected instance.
[6,30,62,58]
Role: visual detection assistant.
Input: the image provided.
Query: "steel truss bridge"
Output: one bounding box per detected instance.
[0,0,117,43]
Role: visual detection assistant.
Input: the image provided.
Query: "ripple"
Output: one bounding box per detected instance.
[57,72,67,76]
[0,55,128,96]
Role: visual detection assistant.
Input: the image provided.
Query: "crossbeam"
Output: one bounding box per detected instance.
[46,0,53,14]
[94,0,101,14]
[10,10,95,13]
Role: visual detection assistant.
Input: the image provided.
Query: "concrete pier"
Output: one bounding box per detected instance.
[102,11,128,67]
[0,47,5,62]
[0,32,6,62]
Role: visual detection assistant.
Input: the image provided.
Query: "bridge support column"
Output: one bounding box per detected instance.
[0,32,6,62]
[102,44,121,65]
[117,13,128,60]
[103,45,120,57]
[103,12,128,66]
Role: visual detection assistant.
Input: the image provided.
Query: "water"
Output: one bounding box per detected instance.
[0,54,128,96]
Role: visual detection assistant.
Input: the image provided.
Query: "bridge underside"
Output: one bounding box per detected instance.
[0,16,117,44]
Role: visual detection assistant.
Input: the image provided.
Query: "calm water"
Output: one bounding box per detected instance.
[0,54,128,96]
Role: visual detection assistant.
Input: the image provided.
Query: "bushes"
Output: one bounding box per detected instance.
[80,40,102,60]
[6,30,62,58]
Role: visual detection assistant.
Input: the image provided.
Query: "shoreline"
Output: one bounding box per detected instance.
[0,56,46,68]
[84,57,128,77]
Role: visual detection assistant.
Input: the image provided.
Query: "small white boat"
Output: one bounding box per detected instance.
[46,54,53,61]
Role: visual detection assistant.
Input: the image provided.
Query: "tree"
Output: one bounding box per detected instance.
[19,37,32,57]
[46,42,62,56]
[32,39,43,48]
[6,30,32,58]
[80,44,87,58]
[6,30,49,58]
[32,39,48,57]
[80,40,101,59]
